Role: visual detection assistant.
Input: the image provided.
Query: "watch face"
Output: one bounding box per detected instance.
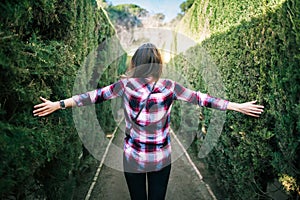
[60,100,66,109]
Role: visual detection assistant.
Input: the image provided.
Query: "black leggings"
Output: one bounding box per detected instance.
[124,164,171,200]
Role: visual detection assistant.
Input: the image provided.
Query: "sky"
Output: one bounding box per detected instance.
[107,0,185,22]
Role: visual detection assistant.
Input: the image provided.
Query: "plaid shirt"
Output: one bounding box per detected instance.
[73,78,228,172]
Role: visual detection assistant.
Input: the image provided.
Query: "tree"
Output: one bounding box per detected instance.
[153,13,165,22]
[107,4,149,29]
[180,0,195,14]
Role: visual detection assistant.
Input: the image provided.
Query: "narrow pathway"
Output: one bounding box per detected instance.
[85,125,217,200]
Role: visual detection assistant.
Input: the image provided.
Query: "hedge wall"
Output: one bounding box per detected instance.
[0,0,125,198]
[173,0,299,199]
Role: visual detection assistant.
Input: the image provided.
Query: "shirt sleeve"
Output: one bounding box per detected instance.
[72,79,125,107]
[173,82,229,111]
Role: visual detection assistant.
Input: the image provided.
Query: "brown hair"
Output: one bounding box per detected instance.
[123,43,163,81]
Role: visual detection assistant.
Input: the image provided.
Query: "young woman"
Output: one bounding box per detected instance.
[33,43,264,200]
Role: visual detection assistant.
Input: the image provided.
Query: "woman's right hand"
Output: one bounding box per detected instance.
[227,100,264,117]
[33,97,60,117]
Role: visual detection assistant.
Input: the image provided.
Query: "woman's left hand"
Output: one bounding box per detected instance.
[33,97,60,117]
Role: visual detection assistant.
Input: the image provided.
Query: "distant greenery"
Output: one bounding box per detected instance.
[107,4,149,29]
[173,0,300,199]
[180,0,195,14]
[153,13,166,22]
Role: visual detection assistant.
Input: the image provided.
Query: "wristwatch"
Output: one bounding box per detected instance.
[59,100,66,110]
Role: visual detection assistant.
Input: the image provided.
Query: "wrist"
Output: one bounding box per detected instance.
[54,101,61,111]
[227,102,240,112]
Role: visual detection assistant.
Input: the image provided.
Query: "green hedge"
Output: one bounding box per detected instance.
[186,0,289,40]
[0,0,125,198]
[174,0,299,199]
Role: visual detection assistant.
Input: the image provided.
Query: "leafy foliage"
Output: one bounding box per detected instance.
[0,0,125,198]
[179,0,195,14]
[173,0,300,199]
[106,4,149,30]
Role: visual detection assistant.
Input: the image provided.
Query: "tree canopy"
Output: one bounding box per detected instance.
[180,0,195,13]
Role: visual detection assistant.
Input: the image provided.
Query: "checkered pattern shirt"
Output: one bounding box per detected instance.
[73,78,229,172]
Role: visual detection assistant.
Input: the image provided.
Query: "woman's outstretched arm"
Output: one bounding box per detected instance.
[227,100,264,117]
[33,97,76,117]
[173,81,264,117]
[174,83,264,117]
[33,80,125,117]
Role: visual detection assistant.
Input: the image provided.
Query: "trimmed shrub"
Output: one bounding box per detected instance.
[173,0,300,198]
[0,0,125,198]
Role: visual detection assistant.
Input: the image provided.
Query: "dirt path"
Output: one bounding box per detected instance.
[84,126,217,200]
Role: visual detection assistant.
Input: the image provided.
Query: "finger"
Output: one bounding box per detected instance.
[248,100,257,104]
[240,107,262,114]
[38,111,50,117]
[247,110,262,115]
[249,107,264,113]
[34,109,50,116]
[246,112,260,117]
[40,97,48,102]
[34,102,46,109]
[245,104,264,111]
[252,104,264,108]
[250,103,264,110]
[33,106,49,115]
[249,108,264,116]
[33,106,48,113]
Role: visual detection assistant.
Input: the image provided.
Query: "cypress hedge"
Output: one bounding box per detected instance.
[0,0,125,198]
[173,0,299,198]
